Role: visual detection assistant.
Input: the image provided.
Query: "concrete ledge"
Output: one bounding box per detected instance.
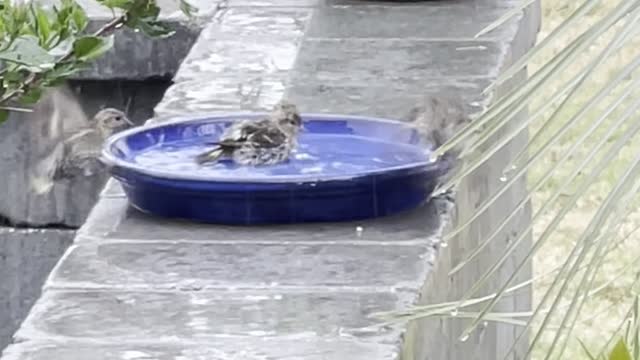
[2,1,540,359]
[2,339,398,360]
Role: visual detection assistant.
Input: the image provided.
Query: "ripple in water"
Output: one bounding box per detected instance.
[133,134,428,180]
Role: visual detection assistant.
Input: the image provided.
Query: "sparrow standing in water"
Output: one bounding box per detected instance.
[195,100,303,166]
[30,108,134,194]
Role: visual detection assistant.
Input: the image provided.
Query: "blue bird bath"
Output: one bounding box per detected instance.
[101,113,449,225]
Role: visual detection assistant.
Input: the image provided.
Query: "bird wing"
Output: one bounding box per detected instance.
[246,126,287,148]
[28,85,92,194]
[214,118,272,148]
[55,130,105,179]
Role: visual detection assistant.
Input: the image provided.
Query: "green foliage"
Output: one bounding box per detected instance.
[0,0,196,122]
[609,340,633,360]
[573,297,640,359]
[72,35,114,62]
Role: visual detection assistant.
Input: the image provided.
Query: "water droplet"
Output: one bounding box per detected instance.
[482,321,489,328]
[441,241,448,248]
[450,308,459,316]
[309,183,317,187]
[429,153,439,163]
[356,226,363,237]
[499,175,507,182]
[510,165,517,171]
[134,28,140,33]
[460,333,470,342]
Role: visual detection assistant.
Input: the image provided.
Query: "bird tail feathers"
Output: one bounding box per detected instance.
[195,147,226,165]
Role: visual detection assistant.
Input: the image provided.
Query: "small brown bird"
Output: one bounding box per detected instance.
[405,94,471,159]
[195,100,303,166]
[30,108,133,194]
[405,94,472,196]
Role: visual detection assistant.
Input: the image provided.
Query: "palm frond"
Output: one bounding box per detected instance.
[480,0,602,95]
[448,60,640,276]
[474,0,538,38]
[452,15,640,317]
[380,0,640,355]
[540,156,640,360]
[456,96,640,343]
[433,0,639,186]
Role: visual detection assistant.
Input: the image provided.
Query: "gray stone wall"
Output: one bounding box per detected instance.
[0,0,200,349]
[0,79,170,350]
[0,230,73,351]
[0,80,170,350]
[1,1,540,359]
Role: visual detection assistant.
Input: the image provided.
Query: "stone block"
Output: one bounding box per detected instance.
[15,290,404,341]
[285,78,491,119]
[305,2,521,39]
[101,199,443,243]
[0,229,74,350]
[47,241,433,290]
[290,39,506,85]
[3,339,398,360]
[153,75,288,116]
[174,7,312,83]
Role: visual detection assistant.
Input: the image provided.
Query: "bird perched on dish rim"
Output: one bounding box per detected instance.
[195,100,303,166]
[404,94,473,198]
[30,107,134,195]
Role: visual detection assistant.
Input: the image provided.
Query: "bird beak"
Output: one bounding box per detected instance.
[124,117,135,126]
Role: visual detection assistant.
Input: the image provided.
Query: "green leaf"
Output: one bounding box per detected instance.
[0,110,8,124]
[70,5,88,32]
[18,87,42,105]
[2,70,24,83]
[0,35,55,70]
[38,61,85,88]
[179,0,198,18]
[120,1,175,38]
[48,37,73,58]
[31,5,52,47]
[135,19,175,38]
[127,0,161,19]
[609,339,632,360]
[97,0,134,9]
[72,35,114,62]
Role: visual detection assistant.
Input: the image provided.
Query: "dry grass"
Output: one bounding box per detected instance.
[529,0,640,358]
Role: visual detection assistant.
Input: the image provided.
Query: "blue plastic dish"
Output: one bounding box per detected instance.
[101,113,449,225]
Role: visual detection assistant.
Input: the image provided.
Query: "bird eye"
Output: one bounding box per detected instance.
[115,116,122,121]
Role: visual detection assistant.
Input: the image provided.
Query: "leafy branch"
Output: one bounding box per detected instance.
[0,0,197,123]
